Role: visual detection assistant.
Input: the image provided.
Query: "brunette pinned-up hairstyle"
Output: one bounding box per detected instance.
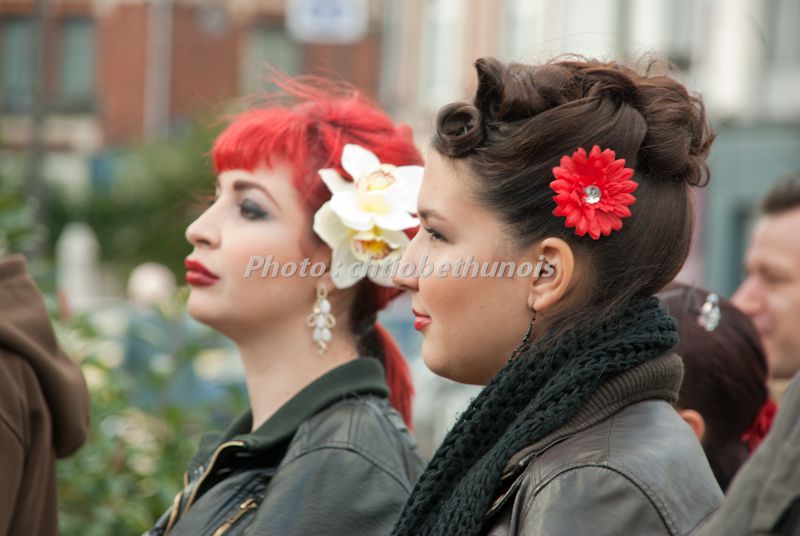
[659,283,770,491]
[433,57,715,340]
[212,76,423,427]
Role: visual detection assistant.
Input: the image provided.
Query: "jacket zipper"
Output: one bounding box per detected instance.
[211,497,258,536]
[183,440,246,514]
[162,440,246,536]
[162,488,185,536]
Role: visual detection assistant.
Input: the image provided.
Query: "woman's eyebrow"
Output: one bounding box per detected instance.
[231,179,280,207]
[418,208,446,221]
[215,176,282,212]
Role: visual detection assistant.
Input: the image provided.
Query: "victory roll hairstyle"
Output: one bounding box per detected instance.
[433,57,715,340]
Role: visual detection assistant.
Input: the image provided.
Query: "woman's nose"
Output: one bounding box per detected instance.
[393,234,420,291]
[185,206,221,249]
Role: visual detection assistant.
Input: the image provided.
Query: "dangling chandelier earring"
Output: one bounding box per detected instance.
[509,309,536,362]
[307,284,335,353]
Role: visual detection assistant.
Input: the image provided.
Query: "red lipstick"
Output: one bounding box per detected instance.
[412,309,432,331]
[185,258,219,287]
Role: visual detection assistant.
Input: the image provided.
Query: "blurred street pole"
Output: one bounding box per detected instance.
[23,0,51,260]
[616,0,631,64]
[378,0,400,114]
[144,0,173,142]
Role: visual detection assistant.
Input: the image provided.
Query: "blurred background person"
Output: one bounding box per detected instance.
[733,171,800,400]
[695,171,800,534]
[696,369,800,535]
[659,283,774,492]
[0,253,89,535]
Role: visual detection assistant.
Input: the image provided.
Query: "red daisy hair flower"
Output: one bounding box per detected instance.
[550,145,638,240]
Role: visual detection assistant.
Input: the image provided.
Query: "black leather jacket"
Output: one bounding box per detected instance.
[145,358,424,536]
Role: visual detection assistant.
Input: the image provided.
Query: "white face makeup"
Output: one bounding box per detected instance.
[185,164,324,340]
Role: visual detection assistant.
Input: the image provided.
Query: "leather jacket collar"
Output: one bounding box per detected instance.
[187,357,389,474]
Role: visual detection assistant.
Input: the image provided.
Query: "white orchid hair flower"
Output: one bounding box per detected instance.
[312,144,423,289]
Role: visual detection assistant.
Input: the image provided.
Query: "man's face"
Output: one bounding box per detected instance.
[733,208,800,379]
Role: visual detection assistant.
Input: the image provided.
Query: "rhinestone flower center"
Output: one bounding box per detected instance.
[583,184,601,204]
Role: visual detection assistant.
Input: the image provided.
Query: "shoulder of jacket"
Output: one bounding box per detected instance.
[281,395,422,474]
[290,395,392,442]
[273,396,423,494]
[518,400,709,482]
[488,400,722,534]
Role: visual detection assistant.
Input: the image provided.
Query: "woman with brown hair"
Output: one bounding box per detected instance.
[391,57,724,535]
[659,284,774,492]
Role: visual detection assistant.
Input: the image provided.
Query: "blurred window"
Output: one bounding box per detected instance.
[240,25,301,94]
[419,0,465,111]
[1,16,35,114]
[667,0,694,70]
[501,0,539,60]
[58,17,95,113]
[767,0,800,66]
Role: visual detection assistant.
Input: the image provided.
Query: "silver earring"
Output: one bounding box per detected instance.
[307,284,335,353]
[509,309,536,362]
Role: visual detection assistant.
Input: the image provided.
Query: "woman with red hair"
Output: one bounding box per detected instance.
[145,78,425,535]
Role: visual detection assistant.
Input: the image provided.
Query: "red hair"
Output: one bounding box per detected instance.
[211,76,421,428]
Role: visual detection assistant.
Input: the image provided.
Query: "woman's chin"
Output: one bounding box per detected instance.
[187,294,222,328]
[423,344,494,385]
[422,344,455,381]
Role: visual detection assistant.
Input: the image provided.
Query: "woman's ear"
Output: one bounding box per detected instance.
[678,409,706,442]
[526,237,575,313]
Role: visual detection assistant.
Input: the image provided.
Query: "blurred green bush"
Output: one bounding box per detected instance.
[0,165,46,257]
[55,283,246,535]
[3,113,246,535]
[49,118,221,279]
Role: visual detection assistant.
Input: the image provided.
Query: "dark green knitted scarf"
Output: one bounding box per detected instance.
[392,296,678,536]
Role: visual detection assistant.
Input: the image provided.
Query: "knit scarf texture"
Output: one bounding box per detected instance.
[391,296,678,536]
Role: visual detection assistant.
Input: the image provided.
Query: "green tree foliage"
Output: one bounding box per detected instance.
[0,164,46,257]
[49,119,221,280]
[56,292,246,536]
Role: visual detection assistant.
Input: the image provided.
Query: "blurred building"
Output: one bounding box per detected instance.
[379,0,800,296]
[0,0,382,198]
[374,0,800,453]
[2,0,798,288]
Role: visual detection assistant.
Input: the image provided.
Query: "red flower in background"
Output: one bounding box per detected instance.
[550,145,638,240]
[741,399,777,454]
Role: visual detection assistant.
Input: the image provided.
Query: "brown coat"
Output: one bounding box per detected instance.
[485,354,724,535]
[0,254,90,535]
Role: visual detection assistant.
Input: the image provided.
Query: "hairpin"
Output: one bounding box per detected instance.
[697,292,721,332]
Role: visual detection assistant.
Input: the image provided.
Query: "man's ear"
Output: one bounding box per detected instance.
[526,237,575,313]
[678,409,706,442]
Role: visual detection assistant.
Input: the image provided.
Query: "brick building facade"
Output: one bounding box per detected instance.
[0,0,382,185]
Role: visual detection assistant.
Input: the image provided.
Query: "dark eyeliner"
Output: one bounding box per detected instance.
[239,199,269,220]
[425,226,445,242]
